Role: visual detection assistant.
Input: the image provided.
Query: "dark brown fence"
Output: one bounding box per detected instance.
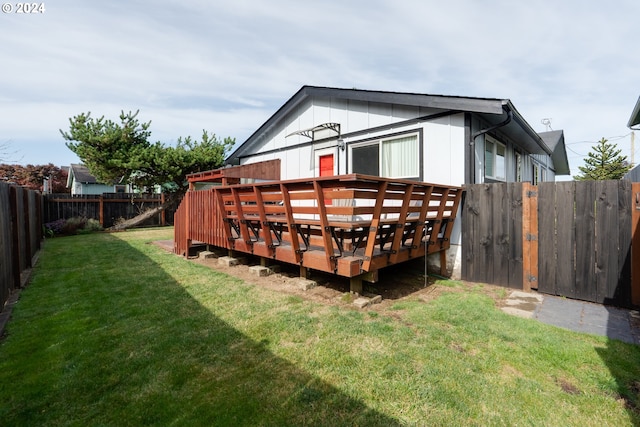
[44,193,174,228]
[0,182,43,312]
[462,181,639,308]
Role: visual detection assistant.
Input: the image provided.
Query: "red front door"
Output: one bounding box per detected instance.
[319,154,334,177]
[319,154,334,205]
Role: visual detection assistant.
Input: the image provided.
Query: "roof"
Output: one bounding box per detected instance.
[539,130,570,175]
[628,96,640,128]
[68,163,98,184]
[227,85,555,163]
[624,163,640,182]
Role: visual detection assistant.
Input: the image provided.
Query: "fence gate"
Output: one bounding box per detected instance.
[462,181,638,308]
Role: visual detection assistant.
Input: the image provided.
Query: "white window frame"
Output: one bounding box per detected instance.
[349,133,420,180]
[485,135,506,181]
[514,151,522,182]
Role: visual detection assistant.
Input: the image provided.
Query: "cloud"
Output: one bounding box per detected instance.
[0,0,639,174]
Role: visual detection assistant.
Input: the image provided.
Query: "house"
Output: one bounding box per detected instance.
[227,86,570,186]
[66,164,129,195]
[225,86,570,277]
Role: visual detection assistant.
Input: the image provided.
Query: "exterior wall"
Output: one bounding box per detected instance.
[474,132,557,184]
[236,94,558,280]
[240,95,461,186]
[72,182,115,195]
[423,114,466,186]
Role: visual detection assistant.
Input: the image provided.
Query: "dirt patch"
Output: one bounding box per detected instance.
[557,378,581,395]
[160,242,508,312]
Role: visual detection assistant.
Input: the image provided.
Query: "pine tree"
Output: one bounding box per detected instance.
[574,138,633,181]
[61,110,235,229]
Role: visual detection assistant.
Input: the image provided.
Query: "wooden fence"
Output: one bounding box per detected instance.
[43,193,173,228]
[0,182,43,312]
[462,181,639,308]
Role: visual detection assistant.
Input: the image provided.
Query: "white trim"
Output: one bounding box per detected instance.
[485,135,506,181]
[348,132,420,179]
[314,147,337,177]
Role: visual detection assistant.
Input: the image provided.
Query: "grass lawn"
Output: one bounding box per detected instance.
[0,228,639,426]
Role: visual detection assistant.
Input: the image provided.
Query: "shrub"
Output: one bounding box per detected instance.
[62,217,87,235]
[44,219,67,236]
[44,217,103,236]
[79,218,103,234]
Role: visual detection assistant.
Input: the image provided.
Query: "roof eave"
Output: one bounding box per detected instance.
[628,96,640,128]
[539,130,570,175]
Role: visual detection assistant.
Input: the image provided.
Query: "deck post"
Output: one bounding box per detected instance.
[440,250,447,276]
[300,265,310,279]
[350,277,363,294]
[260,257,272,267]
[349,270,378,294]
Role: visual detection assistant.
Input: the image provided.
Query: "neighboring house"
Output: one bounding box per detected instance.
[225,85,571,277]
[66,164,129,195]
[624,164,640,182]
[42,166,69,194]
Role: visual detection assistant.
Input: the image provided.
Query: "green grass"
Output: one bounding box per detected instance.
[0,228,639,426]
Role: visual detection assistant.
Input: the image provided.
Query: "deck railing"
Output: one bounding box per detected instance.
[175,174,461,282]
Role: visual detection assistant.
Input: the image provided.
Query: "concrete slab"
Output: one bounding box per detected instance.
[509,290,544,302]
[353,297,370,309]
[296,279,317,291]
[249,265,272,277]
[218,256,239,267]
[198,250,217,259]
[534,296,638,345]
[501,290,638,345]
[501,306,535,319]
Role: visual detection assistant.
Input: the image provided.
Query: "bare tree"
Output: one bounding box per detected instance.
[0,140,21,163]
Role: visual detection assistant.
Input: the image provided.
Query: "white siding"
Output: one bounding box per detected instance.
[73,183,114,195]
[424,114,465,186]
[241,96,470,187]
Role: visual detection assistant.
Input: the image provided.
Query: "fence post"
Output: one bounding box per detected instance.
[161,193,166,226]
[99,195,104,227]
[21,189,31,268]
[9,187,20,290]
[522,183,538,292]
[633,183,640,306]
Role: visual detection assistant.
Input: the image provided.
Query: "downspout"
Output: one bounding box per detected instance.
[467,108,513,184]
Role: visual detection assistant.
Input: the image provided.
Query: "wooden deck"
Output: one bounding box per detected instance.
[174,170,462,292]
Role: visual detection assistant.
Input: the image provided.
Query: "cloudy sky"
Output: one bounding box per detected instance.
[1,0,639,179]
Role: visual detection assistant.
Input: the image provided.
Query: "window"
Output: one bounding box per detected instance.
[485,136,506,181]
[351,134,419,179]
[352,144,379,176]
[514,151,522,182]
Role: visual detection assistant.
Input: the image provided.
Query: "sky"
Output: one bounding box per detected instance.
[1,0,639,180]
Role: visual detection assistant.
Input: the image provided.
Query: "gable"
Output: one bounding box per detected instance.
[227,86,515,164]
